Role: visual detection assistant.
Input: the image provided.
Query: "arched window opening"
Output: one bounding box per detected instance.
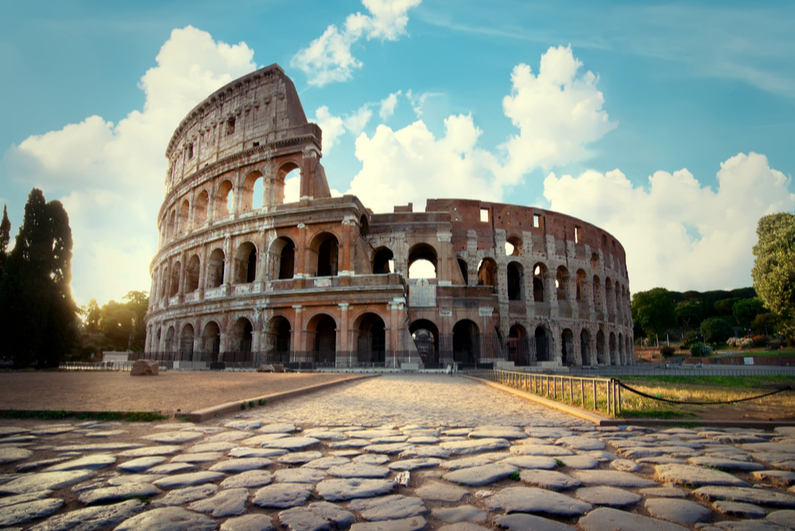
[240,172,264,212]
[605,278,614,314]
[267,317,291,364]
[408,244,438,279]
[410,319,439,367]
[590,252,600,269]
[165,326,176,353]
[202,322,221,362]
[457,258,468,286]
[156,328,161,350]
[234,242,257,284]
[315,234,339,277]
[609,332,618,366]
[159,265,169,300]
[618,332,625,365]
[593,275,603,312]
[507,262,524,301]
[311,315,337,365]
[178,200,189,234]
[357,313,386,365]
[280,165,300,204]
[215,180,234,219]
[169,261,181,297]
[226,117,236,136]
[506,236,523,256]
[477,258,498,294]
[167,210,176,240]
[556,266,569,301]
[373,248,394,274]
[534,326,549,362]
[562,328,575,366]
[596,330,607,365]
[576,269,587,301]
[359,215,369,237]
[279,239,295,279]
[194,191,209,227]
[207,249,225,289]
[180,324,194,355]
[533,263,547,302]
[453,320,479,364]
[580,329,591,366]
[232,318,253,353]
[186,255,200,292]
[509,325,530,366]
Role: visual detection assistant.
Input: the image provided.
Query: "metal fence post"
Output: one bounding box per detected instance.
[592,380,597,411]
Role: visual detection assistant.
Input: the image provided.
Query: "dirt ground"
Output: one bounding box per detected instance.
[0,371,360,416]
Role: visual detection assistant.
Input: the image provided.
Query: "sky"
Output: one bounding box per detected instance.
[1,0,794,308]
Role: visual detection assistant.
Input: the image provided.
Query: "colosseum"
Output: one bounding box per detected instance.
[144,64,635,370]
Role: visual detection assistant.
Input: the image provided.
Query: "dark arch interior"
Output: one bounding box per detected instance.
[357,314,386,364]
[373,248,394,274]
[453,320,479,364]
[410,319,439,366]
[457,258,468,285]
[317,236,339,277]
[278,238,295,280]
[534,326,549,362]
[507,262,523,301]
[313,315,336,364]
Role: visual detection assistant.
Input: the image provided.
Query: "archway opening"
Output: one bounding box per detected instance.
[562,328,575,366]
[266,316,291,364]
[241,171,263,211]
[580,329,592,366]
[534,326,549,362]
[556,266,569,301]
[312,233,339,277]
[596,330,607,365]
[234,242,257,284]
[506,235,523,256]
[359,215,369,237]
[533,263,547,302]
[186,255,200,292]
[207,249,225,288]
[179,200,189,234]
[216,180,234,218]
[373,248,394,274]
[477,258,498,294]
[169,261,181,297]
[457,258,468,285]
[312,314,337,365]
[576,269,587,301]
[509,325,530,366]
[165,326,176,353]
[453,320,479,364]
[357,313,386,364]
[194,191,208,227]
[269,237,295,280]
[232,317,253,354]
[202,322,221,362]
[609,332,618,365]
[180,324,194,356]
[408,243,437,279]
[410,319,439,367]
[507,262,524,301]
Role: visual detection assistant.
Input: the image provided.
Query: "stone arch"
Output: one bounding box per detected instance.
[410,319,439,366]
[619,332,625,365]
[275,161,299,205]
[268,236,295,280]
[167,210,176,240]
[506,235,523,256]
[534,326,550,362]
[533,263,548,302]
[234,242,257,284]
[507,261,524,301]
[230,317,253,354]
[354,312,387,364]
[590,252,600,269]
[194,190,209,227]
[408,243,437,279]
[185,254,200,292]
[576,269,587,301]
[159,263,169,300]
[457,257,469,285]
[165,325,176,352]
[610,331,618,365]
[206,248,225,289]
[561,328,575,366]
[477,258,498,294]
[508,324,530,366]
[240,171,263,212]
[453,319,480,364]
[605,277,614,315]
[215,179,234,219]
[580,328,592,365]
[309,232,339,277]
[179,200,190,234]
[596,329,607,365]
[180,323,194,354]
[556,266,570,301]
[265,316,292,363]
[593,275,603,314]
[169,260,181,297]
[373,247,394,274]
[308,313,337,365]
[359,214,369,237]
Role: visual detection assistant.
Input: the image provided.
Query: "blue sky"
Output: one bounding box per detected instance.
[2,0,794,307]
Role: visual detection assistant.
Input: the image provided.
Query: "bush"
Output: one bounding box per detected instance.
[752,335,768,347]
[727,337,740,347]
[682,331,700,348]
[700,317,734,344]
[690,343,712,357]
[659,346,676,357]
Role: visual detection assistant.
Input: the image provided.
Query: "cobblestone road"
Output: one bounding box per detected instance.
[1,374,794,531]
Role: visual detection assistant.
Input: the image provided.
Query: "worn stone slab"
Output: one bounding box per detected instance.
[437,524,488,531]
[151,484,218,506]
[432,505,486,523]
[189,487,249,517]
[0,498,64,527]
[509,444,574,456]
[263,437,321,451]
[468,427,527,440]
[141,431,203,444]
[170,451,224,463]
[344,430,401,440]
[0,490,52,509]
[557,436,605,450]
[348,495,426,521]
[0,470,95,494]
[44,454,116,472]
[645,498,711,526]
[742,443,795,454]
[640,486,689,498]
[579,507,690,531]
[639,456,688,465]
[415,480,467,502]
[388,458,442,471]
[576,486,642,507]
[557,455,599,469]
[714,501,767,518]
[78,483,161,505]
[753,470,795,487]
[328,439,370,449]
[240,433,291,446]
[363,443,411,454]
[712,521,785,531]
[443,463,517,487]
[0,447,33,464]
[152,471,224,489]
[27,499,144,531]
[441,438,510,455]
[209,457,272,473]
[252,483,313,508]
[485,486,592,516]
[524,428,574,439]
[398,445,451,459]
[751,453,795,472]
[278,451,324,465]
[220,514,276,531]
[302,456,350,469]
[206,430,252,443]
[275,468,328,483]
[406,436,439,444]
[349,516,426,531]
[656,464,749,487]
[767,510,795,528]
[688,456,766,471]
[494,513,577,531]
[302,429,349,442]
[17,457,70,472]
[221,469,274,489]
[574,469,657,488]
[694,486,795,507]
[190,441,240,453]
[114,506,216,531]
[501,455,558,469]
[108,474,164,485]
[230,447,287,458]
[353,454,391,465]
[117,456,167,472]
[328,463,390,478]
[84,430,126,438]
[611,458,643,472]
[316,478,395,502]
[440,456,493,470]
[519,469,581,490]
[225,419,263,430]
[620,447,664,459]
[147,462,196,474]
[119,445,183,457]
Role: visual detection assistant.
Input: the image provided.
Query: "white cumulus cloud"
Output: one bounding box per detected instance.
[543,152,795,292]
[379,91,401,120]
[314,106,345,154]
[2,26,257,306]
[344,105,374,134]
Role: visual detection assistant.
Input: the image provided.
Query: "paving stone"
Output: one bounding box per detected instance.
[170,451,224,463]
[190,441,240,453]
[303,456,350,469]
[694,486,795,507]
[0,470,95,494]
[639,456,688,465]
[441,438,510,455]
[714,501,768,518]
[406,436,439,444]
[345,429,402,440]
[751,453,795,472]
[27,499,144,531]
[766,510,795,528]
[655,464,748,487]
[226,419,264,430]
[315,478,395,502]
[85,430,126,438]
[117,456,167,472]
[189,487,249,517]
[688,456,766,471]
[220,514,276,531]
[0,427,29,436]
[240,433,291,446]
[620,447,664,459]
[332,450,361,458]
[493,513,577,531]
[713,521,788,531]
[588,450,619,462]
[519,469,581,490]
[388,458,442,471]
[0,435,36,444]
[574,469,657,488]
[0,490,53,509]
[78,483,161,505]
[329,439,370,449]
[524,428,574,439]
[31,426,75,435]
[440,456,493,470]
[151,484,218,506]
[579,506,690,531]
[363,443,411,454]
[557,454,599,469]
[707,433,767,444]
[640,486,689,498]
[209,457,272,472]
[206,430,252,442]
[0,498,64,527]
[0,447,33,464]
[501,455,558,469]
[509,444,574,456]
[353,454,391,466]
[114,506,217,531]
[485,486,592,516]
[468,426,527,439]
[279,502,356,531]
[415,480,468,502]
[348,495,426,521]
[256,423,297,433]
[275,468,328,483]
[432,504,486,523]
[278,451,323,465]
[645,498,711,525]
[742,443,795,454]
[229,447,287,458]
[612,458,643,472]
[349,516,426,531]
[327,463,391,478]
[146,462,196,474]
[152,471,224,489]
[108,474,165,485]
[303,429,349,442]
[576,485,642,507]
[557,436,605,450]
[252,483,313,508]
[119,445,183,457]
[221,469,274,489]
[43,454,116,472]
[443,462,517,487]
[437,524,488,531]
[17,457,70,472]
[141,431,203,444]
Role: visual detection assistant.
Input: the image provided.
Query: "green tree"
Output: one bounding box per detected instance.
[0,189,77,367]
[631,287,677,339]
[700,317,734,344]
[100,300,135,349]
[752,212,795,340]
[122,290,149,350]
[732,298,766,329]
[0,205,10,281]
[85,298,102,333]
[675,299,703,329]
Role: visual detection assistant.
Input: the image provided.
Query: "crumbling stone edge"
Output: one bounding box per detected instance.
[185,373,380,422]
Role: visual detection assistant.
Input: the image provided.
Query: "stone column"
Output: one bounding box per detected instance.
[295,223,307,279]
[292,305,305,362]
[340,218,355,276]
[338,303,350,368]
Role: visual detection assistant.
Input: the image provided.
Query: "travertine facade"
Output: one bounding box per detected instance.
[145,64,634,368]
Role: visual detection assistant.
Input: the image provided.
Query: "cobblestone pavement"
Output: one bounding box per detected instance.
[1,374,794,531]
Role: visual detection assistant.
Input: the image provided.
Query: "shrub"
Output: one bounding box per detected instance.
[738,338,753,349]
[690,343,712,357]
[700,317,734,344]
[726,337,740,347]
[752,335,768,347]
[660,346,676,357]
[682,331,700,348]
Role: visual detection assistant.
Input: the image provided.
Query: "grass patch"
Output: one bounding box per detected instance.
[0,409,167,422]
[509,471,521,481]
[623,375,795,388]
[618,408,695,419]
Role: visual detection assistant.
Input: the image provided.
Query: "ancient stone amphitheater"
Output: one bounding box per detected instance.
[144,64,634,369]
